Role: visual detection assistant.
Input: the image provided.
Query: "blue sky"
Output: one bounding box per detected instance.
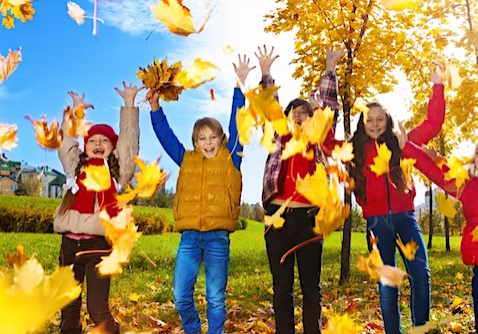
[0,0,437,205]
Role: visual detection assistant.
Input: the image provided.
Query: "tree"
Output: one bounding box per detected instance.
[251,203,265,222]
[350,205,366,233]
[15,173,44,197]
[265,0,459,283]
[240,202,253,220]
[152,186,175,208]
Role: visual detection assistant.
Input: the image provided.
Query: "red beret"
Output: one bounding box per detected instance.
[84,124,118,149]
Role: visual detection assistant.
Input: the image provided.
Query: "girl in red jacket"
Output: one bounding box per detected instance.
[348,68,445,334]
[401,137,478,330]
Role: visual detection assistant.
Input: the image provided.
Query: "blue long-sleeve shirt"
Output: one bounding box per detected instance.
[151,87,245,171]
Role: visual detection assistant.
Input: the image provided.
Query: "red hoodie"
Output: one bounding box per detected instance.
[359,84,445,218]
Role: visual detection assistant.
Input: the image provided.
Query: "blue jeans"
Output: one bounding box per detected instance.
[173,230,230,334]
[366,211,430,334]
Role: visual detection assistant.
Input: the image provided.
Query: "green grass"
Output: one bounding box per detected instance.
[0,224,473,333]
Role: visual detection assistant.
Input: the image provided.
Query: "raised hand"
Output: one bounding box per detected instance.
[430,61,445,85]
[147,90,161,112]
[254,45,279,76]
[114,82,144,108]
[68,91,94,110]
[233,54,256,86]
[394,122,408,150]
[325,45,346,72]
[307,89,322,109]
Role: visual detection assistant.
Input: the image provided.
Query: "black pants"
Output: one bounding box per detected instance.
[265,204,323,334]
[59,235,120,334]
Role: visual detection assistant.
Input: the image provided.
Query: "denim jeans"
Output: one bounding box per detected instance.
[265,204,323,334]
[366,211,430,334]
[59,235,119,334]
[173,230,230,334]
[472,266,478,329]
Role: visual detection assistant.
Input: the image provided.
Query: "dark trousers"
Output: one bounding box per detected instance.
[265,204,323,334]
[473,266,478,329]
[59,235,119,334]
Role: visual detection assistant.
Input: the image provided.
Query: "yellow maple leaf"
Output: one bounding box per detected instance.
[137,58,184,101]
[236,106,255,145]
[396,235,418,261]
[173,58,219,89]
[0,123,18,151]
[323,313,362,334]
[128,292,142,302]
[296,164,329,207]
[81,163,111,192]
[25,115,63,149]
[281,132,309,160]
[379,0,417,11]
[357,232,384,280]
[455,272,464,280]
[370,142,391,176]
[400,158,416,189]
[0,257,81,334]
[264,198,291,229]
[332,142,354,162]
[150,0,212,37]
[64,105,92,138]
[223,45,235,55]
[471,225,478,242]
[245,85,283,123]
[0,47,21,86]
[6,243,28,268]
[435,192,457,218]
[261,120,278,154]
[10,2,35,23]
[301,106,335,145]
[272,117,290,136]
[445,63,463,90]
[445,155,470,188]
[2,14,14,29]
[353,97,369,122]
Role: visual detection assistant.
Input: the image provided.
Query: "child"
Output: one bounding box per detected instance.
[348,68,445,334]
[400,134,478,330]
[149,56,253,334]
[258,45,343,334]
[54,82,143,334]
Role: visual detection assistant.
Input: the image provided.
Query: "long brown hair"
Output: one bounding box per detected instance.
[349,102,407,204]
[57,152,121,215]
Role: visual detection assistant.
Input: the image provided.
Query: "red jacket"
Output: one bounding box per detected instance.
[360,84,445,218]
[403,141,478,265]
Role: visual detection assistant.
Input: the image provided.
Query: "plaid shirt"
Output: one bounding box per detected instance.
[261,71,339,208]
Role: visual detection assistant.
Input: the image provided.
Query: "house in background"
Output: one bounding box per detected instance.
[0,159,21,195]
[14,163,66,198]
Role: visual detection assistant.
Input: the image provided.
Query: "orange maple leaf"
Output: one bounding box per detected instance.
[5,243,28,268]
[150,0,214,37]
[0,47,21,86]
[64,105,92,138]
[0,123,18,151]
[396,235,418,260]
[25,115,63,149]
[245,85,283,124]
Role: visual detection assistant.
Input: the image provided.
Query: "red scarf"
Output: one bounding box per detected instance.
[70,158,121,217]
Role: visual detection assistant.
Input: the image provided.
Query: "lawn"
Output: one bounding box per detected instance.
[0,223,474,333]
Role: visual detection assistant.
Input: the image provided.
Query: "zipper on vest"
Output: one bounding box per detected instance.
[385,176,392,215]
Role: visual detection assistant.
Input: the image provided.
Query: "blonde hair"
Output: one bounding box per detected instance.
[191,117,225,145]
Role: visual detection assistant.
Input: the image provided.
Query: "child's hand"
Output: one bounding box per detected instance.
[307,89,321,109]
[147,90,161,111]
[68,91,94,110]
[394,122,408,150]
[233,54,256,86]
[326,45,346,72]
[114,82,144,108]
[254,45,279,76]
[430,61,444,85]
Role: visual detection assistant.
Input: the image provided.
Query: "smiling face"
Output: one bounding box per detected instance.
[195,126,221,159]
[292,106,310,125]
[364,106,388,140]
[85,134,114,159]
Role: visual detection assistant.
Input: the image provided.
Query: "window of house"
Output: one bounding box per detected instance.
[10,185,17,191]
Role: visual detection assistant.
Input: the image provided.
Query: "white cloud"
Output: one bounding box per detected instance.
[98,0,158,35]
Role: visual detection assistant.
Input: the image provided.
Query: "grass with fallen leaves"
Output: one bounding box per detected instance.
[0,223,474,333]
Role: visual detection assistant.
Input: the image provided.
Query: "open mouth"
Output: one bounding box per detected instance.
[93,148,105,155]
[205,147,215,154]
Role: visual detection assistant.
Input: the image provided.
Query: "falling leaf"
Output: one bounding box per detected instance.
[25,115,63,149]
[379,0,417,11]
[332,142,354,162]
[137,59,184,101]
[261,121,278,154]
[6,243,28,268]
[353,97,369,122]
[223,45,235,54]
[2,14,14,29]
[296,164,329,207]
[81,163,111,192]
[264,198,291,229]
[150,0,214,37]
[444,155,470,188]
[210,88,215,100]
[236,106,255,145]
[435,192,457,218]
[173,58,219,89]
[0,47,21,86]
[272,117,290,136]
[281,132,309,160]
[375,265,408,287]
[400,158,416,189]
[0,257,81,334]
[0,123,18,151]
[396,235,418,260]
[445,63,464,90]
[7,0,31,5]
[245,85,283,123]
[66,1,85,25]
[64,105,92,138]
[358,232,384,280]
[323,313,362,334]
[301,106,335,145]
[370,142,391,176]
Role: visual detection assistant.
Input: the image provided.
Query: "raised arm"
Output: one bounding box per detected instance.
[255,45,279,100]
[58,92,94,176]
[407,64,446,145]
[114,82,143,187]
[149,91,185,167]
[228,54,254,170]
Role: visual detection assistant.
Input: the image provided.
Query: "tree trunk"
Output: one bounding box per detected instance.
[465,0,478,68]
[445,216,451,251]
[427,183,433,249]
